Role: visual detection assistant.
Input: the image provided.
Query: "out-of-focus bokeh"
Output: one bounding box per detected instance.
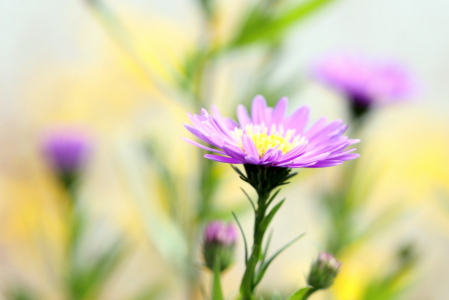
[1,0,449,299]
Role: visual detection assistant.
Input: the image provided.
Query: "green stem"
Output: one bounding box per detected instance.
[301,288,317,300]
[239,191,270,300]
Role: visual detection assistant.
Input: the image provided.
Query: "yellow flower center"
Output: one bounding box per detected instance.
[233,124,305,158]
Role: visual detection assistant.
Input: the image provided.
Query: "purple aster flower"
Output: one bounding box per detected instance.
[313,53,414,119]
[203,221,237,272]
[183,95,359,168]
[313,53,414,105]
[42,128,92,179]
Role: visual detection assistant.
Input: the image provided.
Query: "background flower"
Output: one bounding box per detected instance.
[313,53,414,106]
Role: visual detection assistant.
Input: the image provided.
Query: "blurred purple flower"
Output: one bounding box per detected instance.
[183,95,359,168]
[42,128,92,176]
[313,53,414,107]
[204,221,237,246]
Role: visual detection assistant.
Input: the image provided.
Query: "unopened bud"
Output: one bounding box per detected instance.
[307,252,341,290]
[203,221,237,272]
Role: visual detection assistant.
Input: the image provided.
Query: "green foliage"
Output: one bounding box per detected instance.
[4,287,39,300]
[233,212,249,264]
[360,243,418,300]
[287,287,314,300]
[231,0,336,48]
[238,165,304,299]
[67,238,128,300]
[130,285,166,300]
[254,233,306,287]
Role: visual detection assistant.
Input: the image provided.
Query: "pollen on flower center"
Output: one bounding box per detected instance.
[233,124,305,158]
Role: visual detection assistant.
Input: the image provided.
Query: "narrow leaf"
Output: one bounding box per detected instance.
[259,199,285,232]
[232,212,248,264]
[287,287,313,300]
[254,233,306,286]
[266,189,281,208]
[241,187,256,213]
[232,165,247,179]
[232,0,336,47]
[259,230,273,271]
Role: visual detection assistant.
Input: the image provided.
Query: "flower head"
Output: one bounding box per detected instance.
[313,53,414,108]
[42,128,92,186]
[183,95,359,168]
[307,252,342,290]
[204,221,237,246]
[203,221,237,272]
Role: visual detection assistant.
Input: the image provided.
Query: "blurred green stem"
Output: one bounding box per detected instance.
[301,288,317,300]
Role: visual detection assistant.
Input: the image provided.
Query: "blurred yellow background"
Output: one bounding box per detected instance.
[1,0,449,299]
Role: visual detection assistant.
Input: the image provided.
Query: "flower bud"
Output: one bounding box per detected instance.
[203,221,237,272]
[307,252,341,290]
[42,128,92,189]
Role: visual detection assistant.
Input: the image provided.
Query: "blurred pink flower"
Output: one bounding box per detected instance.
[42,128,92,177]
[313,53,415,107]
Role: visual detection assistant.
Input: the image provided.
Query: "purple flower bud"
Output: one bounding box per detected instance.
[42,128,92,187]
[204,221,237,246]
[203,221,237,272]
[307,252,341,290]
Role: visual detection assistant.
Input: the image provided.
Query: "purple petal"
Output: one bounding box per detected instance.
[184,124,207,141]
[307,120,344,142]
[223,145,246,160]
[306,160,343,168]
[182,138,225,155]
[237,105,251,127]
[204,154,243,164]
[276,143,308,163]
[261,148,282,163]
[293,152,331,164]
[304,117,327,139]
[284,161,318,168]
[245,156,260,164]
[334,153,360,161]
[251,95,267,125]
[264,107,273,127]
[283,106,310,133]
[242,134,259,158]
[223,118,239,130]
[272,97,288,125]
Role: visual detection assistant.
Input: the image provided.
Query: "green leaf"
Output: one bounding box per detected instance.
[259,231,273,269]
[259,199,285,233]
[241,187,256,213]
[232,212,249,264]
[231,165,247,180]
[266,189,281,208]
[212,257,224,300]
[5,287,39,300]
[231,0,336,48]
[254,233,306,286]
[287,287,313,300]
[68,238,129,300]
